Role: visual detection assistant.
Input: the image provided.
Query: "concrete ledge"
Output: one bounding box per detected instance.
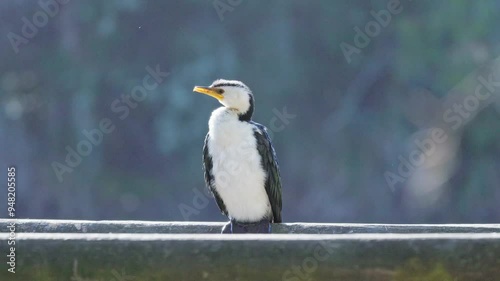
[1,220,499,280]
[2,219,500,233]
[1,232,500,280]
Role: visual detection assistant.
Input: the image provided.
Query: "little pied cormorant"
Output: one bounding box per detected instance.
[193,79,282,233]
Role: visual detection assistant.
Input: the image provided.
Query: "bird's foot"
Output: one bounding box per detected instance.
[221,219,271,233]
[221,221,232,233]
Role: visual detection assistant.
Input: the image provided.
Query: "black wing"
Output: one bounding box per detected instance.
[203,133,228,217]
[252,122,283,223]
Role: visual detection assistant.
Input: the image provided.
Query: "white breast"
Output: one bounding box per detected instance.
[207,108,271,222]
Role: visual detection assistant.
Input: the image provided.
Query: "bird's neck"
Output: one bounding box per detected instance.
[209,106,252,125]
[239,96,254,121]
[208,107,253,143]
[209,108,239,129]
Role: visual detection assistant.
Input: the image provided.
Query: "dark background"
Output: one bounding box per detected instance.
[1,0,499,223]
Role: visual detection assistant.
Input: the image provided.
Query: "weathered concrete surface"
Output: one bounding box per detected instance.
[2,219,500,233]
[1,220,499,280]
[1,233,500,281]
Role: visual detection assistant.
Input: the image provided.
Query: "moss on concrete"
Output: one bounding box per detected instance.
[0,232,499,281]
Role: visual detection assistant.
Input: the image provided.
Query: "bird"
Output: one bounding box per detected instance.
[193,79,282,233]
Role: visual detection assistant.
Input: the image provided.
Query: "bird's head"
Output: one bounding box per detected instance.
[193,79,254,120]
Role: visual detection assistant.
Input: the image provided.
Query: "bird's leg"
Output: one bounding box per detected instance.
[249,219,271,233]
[221,221,232,234]
[226,219,271,233]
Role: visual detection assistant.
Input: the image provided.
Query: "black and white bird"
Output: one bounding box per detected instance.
[193,79,282,233]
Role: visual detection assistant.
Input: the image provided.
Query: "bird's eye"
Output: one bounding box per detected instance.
[217,89,224,94]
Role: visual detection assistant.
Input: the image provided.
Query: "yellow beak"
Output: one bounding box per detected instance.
[193,86,224,101]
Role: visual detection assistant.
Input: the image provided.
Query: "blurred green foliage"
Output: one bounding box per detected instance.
[0,0,498,222]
